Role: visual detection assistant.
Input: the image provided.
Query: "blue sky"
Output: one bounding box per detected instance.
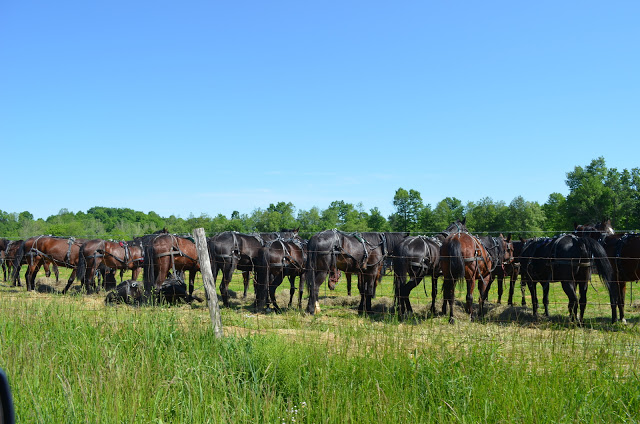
[2,1,638,220]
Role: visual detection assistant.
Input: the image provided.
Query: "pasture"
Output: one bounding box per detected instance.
[1,268,640,423]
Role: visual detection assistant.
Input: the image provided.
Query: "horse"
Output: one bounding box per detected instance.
[0,239,10,282]
[4,239,58,286]
[254,236,307,312]
[12,236,88,292]
[305,231,408,315]
[519,233,614,324]
[77,239,144,292]
[575,219,638,324]
[392,235,441,317]
[439,232,513,323]
[207,229,299,307]
[142,233,199,295]
[486,238,528,306]
[428,219,470,312]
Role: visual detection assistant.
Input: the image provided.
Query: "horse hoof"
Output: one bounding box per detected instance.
[621,318,628,325]
[448,317,455,325]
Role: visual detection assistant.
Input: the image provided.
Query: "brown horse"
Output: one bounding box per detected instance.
[305,231,408,314]
[142,234,199,295]
[254,236,308,312]
[440,233,513,323]
[12,236,88,292]
[77,239,144,291]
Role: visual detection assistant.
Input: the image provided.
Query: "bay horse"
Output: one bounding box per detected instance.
[142,233,199,295]
[519,234,614,324]
[77,239,144,291]
[207,229,299,307]
[12,236,88,292]
[392,235,441,317]
[254,236,307,312]
[305,231,408,315]
[440,232,513,323]
[575,219,638,324]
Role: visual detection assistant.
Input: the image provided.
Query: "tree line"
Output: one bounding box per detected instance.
[1,158,638,240]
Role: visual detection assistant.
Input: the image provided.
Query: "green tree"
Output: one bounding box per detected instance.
[389,188,423,233]
[465,197,508,234]
[432,197,465,232]
[506,196,545,238]
[367,207,390,232]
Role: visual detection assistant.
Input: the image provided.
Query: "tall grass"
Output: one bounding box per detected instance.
[1,270,639,423]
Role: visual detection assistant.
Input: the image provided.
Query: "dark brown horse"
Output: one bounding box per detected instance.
[12,236,88,292]
[142,233,199,295]
[305,231,408,314]
[575,220,638,324]
[207,229,299,307]
[254,236,307,312]
[77,239,144,291]
[486,238,528,306]
[392,235,441,317]
[440,232,513,323]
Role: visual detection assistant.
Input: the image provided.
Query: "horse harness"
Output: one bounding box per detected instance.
[409,236,440,272]
[28,235,78,268]
[332,230,388,271]
[154,234,198,277]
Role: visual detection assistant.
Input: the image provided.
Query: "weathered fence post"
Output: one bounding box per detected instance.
[193,227,223,338]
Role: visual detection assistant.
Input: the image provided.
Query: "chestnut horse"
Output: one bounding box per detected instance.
[142,233,199,295]
[77,239,144,291]
[12,236,88,292]
[440,233,513,323]
[305,231,408,314]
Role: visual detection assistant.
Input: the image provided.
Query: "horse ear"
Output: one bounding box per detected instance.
[506,233,512,242]
[520,237,526,243]
[461,217,466,225]
[573,222,578,230]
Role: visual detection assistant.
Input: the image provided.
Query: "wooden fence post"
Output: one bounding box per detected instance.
[193,227,223,338]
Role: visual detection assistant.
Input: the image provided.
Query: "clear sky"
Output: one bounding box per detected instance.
[2,1,638,220]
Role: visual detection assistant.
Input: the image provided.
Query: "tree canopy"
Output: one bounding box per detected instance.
[1,158,637,239]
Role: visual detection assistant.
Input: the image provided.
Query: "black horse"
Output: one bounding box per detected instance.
[519,234,614,324]
[392,235,441,317]
[254,236,307,312]
[305,231,408,315]
[207,229,299,307]
[486,238,528,306]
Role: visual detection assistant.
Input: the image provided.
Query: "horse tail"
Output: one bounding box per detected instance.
[11,241,25,284]
[255,247,270,308]
[446,237,466,282]
[207,238,218,283]
[304,238,319,312]
[392,249,407,307]
[77,244,87,284]
[142,240,156,292]
[582,237,613,291]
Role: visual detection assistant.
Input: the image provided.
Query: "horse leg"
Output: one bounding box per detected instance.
[297,272,305,309]
[577,281,588,325]
[465,278,475,319]
[561,281,579,323]
[542,282,550,317]
[430,274,438,315]
[67,269,78,292]
[287,275,296,308]
[478,274,490,320]
[527,281,538,320]
[346,273,352,296]
[618,282,627,324]
[242,270,250,298]
[270,274,284,313]
[443,277,455,324]
[496,274,504,304]
[219,261,235,308]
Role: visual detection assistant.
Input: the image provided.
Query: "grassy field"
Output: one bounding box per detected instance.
[1,268,639,423]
